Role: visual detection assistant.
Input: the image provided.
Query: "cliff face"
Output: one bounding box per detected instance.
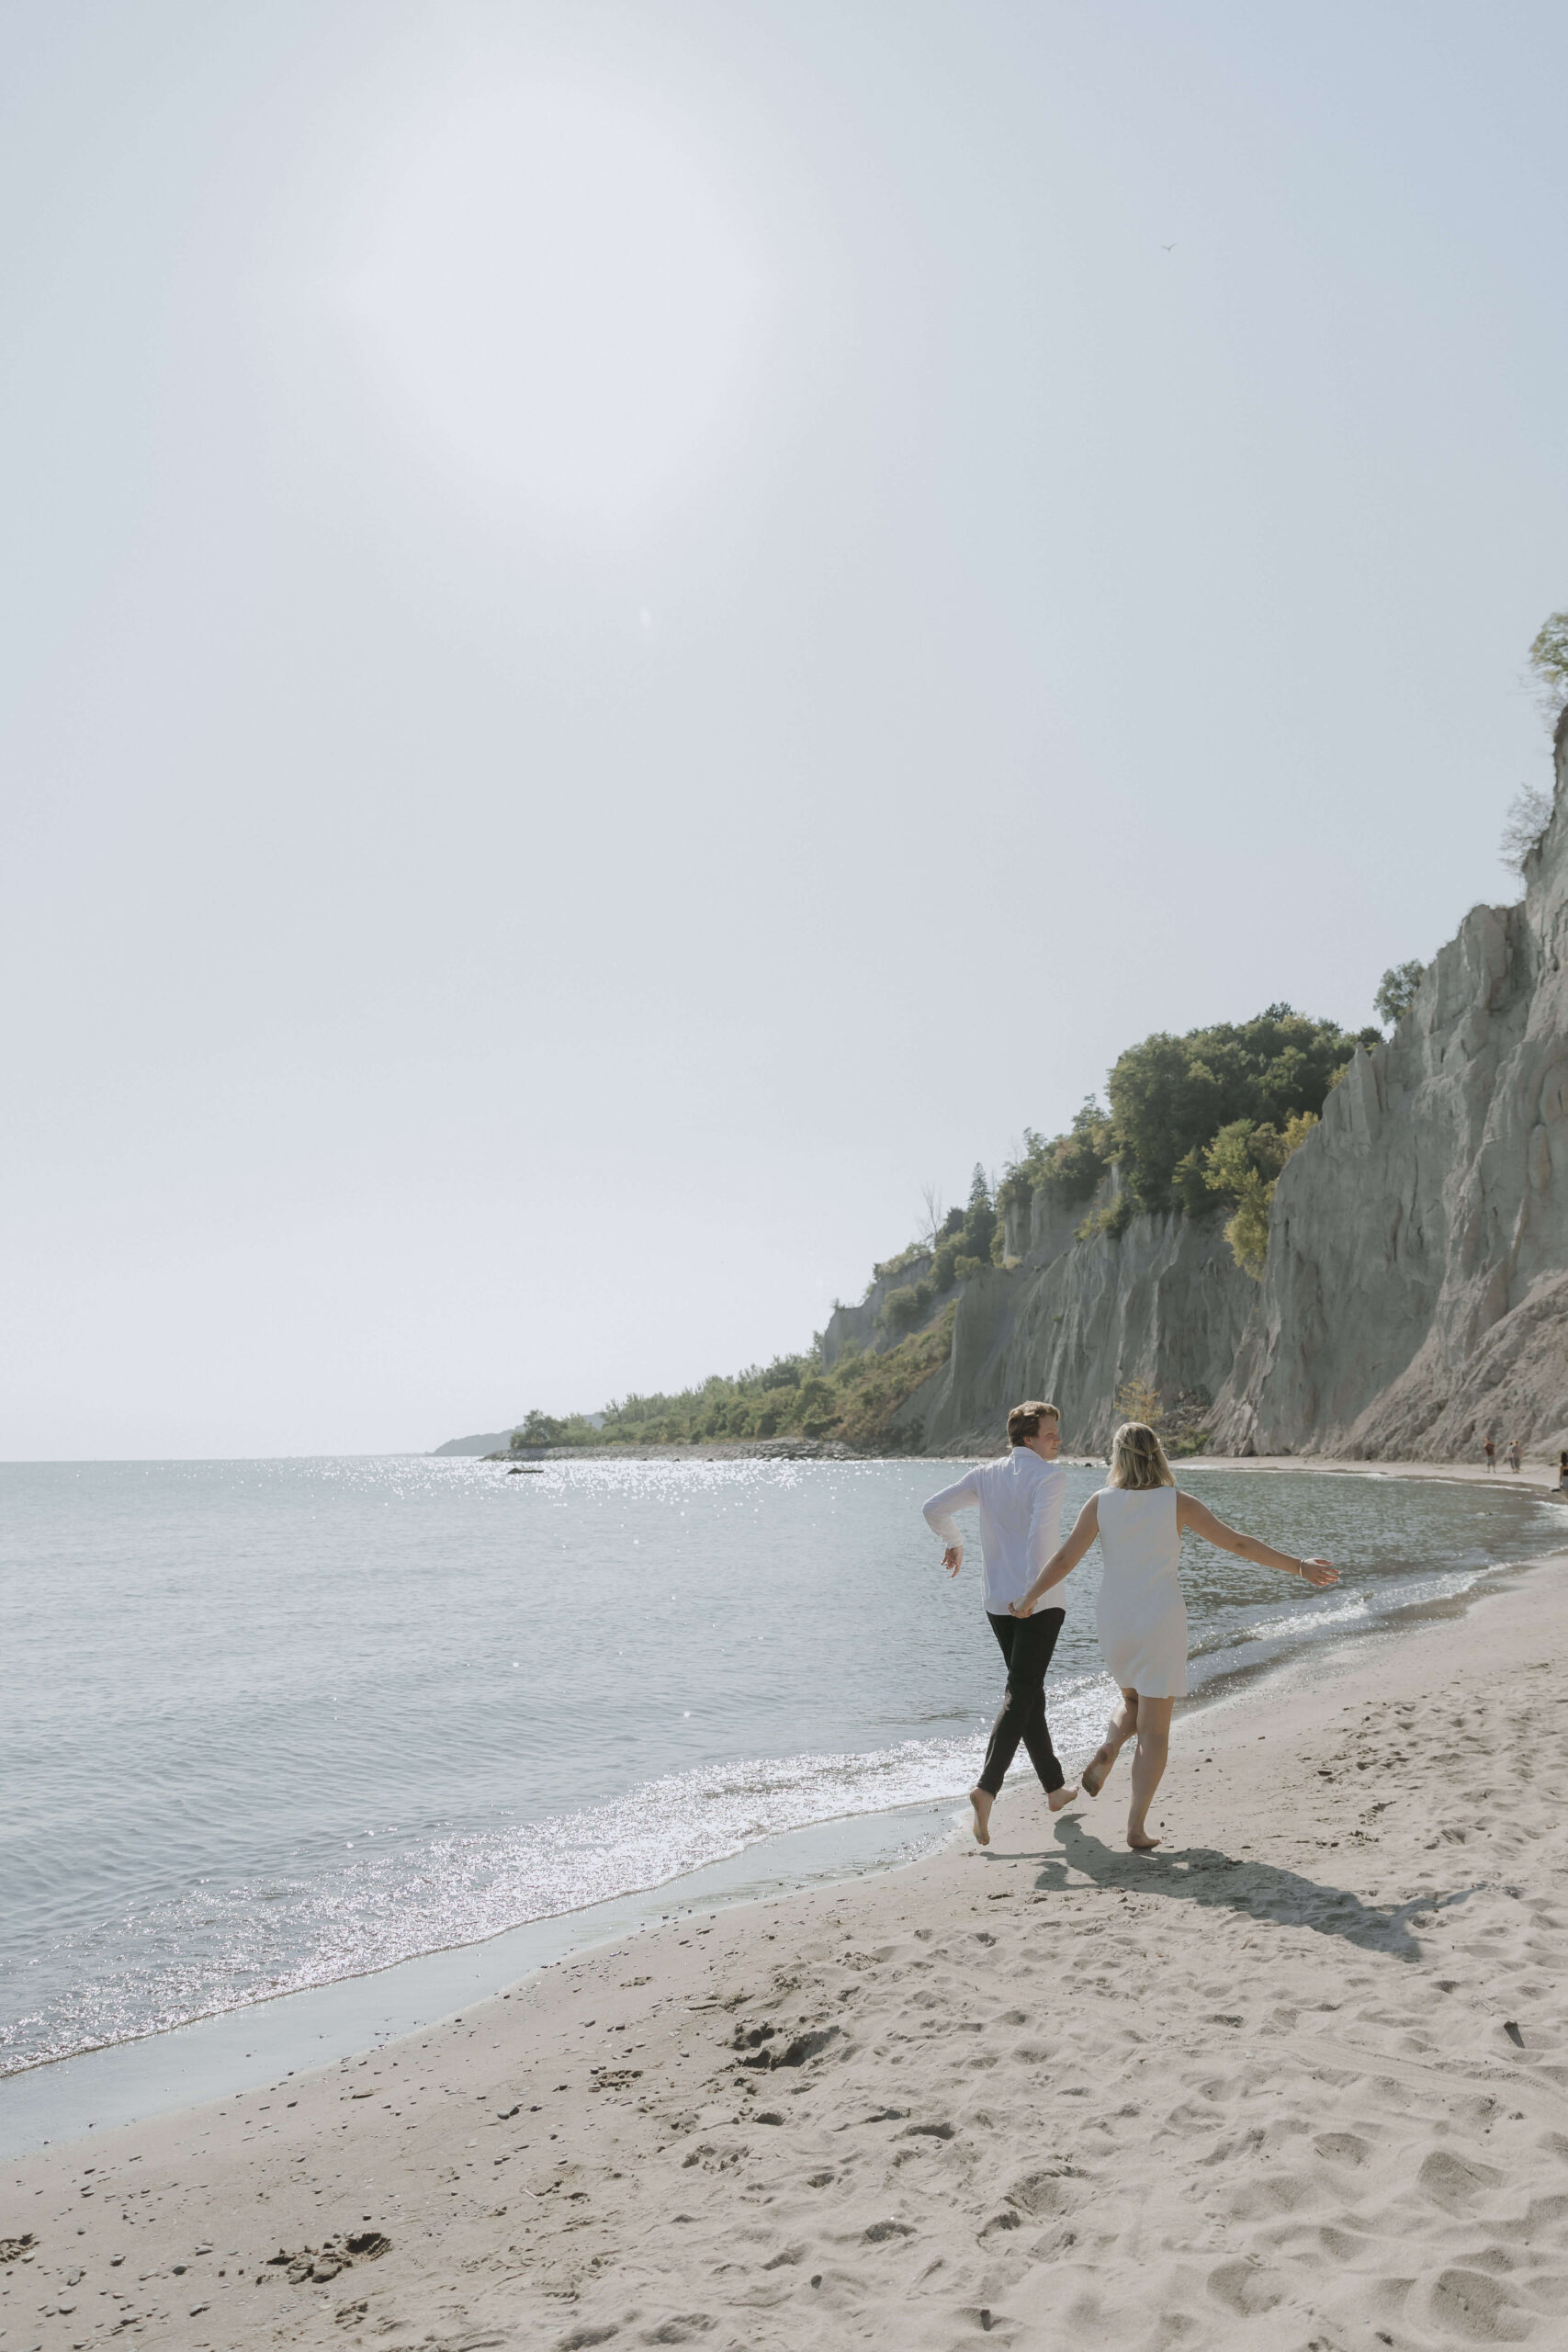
[441,718,1566,1463]
[863,717,1568,1461]
[821,1255,936,1372]
[1209,715,1568,1458]
[889,1202,1254,1454]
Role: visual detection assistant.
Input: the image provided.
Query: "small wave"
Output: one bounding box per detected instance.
[1191,1557,1510,1665]
[1239,1594,1371,1642]
[7,1456,1557,2079]
[1,1733,985,2073]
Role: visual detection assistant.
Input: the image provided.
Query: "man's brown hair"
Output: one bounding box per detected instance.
[1007,1398,1060,1447]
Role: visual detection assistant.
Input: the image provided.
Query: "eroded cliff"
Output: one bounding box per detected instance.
[1209,712,1568,1457]
[454,726,1567,1464]
[899,1205,1253,1453]
[850,717,1568,1460]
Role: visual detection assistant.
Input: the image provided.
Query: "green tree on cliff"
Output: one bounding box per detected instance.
[1501,784,1553,873]
[1202,1109,1319,1277]
[1527,610,1568,730]
[1111,1006,1371,1217]
[997,1101,1111,1225]
[959,1163,997,1269]
[1375,959,1426,1029]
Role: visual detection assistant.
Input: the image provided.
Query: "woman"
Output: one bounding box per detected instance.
[1010,1421,1337,1851]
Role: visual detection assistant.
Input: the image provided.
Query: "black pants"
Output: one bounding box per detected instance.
[978,1609,1066,1796]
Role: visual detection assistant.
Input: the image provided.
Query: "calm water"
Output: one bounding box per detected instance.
[2,1453,1560,2075]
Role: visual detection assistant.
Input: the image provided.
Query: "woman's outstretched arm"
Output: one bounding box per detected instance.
[1009,1495,1100,1616]
[1177,1492,1337,1587]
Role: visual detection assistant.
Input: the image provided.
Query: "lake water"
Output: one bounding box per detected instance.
[3,1453,1560,2079]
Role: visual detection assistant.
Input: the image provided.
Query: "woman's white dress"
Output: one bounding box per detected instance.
[1094,1486,1188,1698]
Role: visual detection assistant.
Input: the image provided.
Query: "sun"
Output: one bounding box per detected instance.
[339,76,771,531]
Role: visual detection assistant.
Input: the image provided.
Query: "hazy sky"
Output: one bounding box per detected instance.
[5,1,1566,1458]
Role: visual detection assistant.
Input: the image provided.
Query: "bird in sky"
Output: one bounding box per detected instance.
[1161,242,1177,252]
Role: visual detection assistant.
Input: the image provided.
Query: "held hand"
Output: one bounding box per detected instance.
[1008,1592,1035,1618]
[1298,1556,1337,1588]
[942,1545,964,1578]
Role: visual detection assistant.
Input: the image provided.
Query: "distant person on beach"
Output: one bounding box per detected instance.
[922,1400,1077,1847]
[1507,1440,1523,1475]
[1559,1449,1568,1496]
[1010,1421,1337,1852]
[1484,1438,1496,1472]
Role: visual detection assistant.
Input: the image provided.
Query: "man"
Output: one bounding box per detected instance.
[922,1400,1077,1847]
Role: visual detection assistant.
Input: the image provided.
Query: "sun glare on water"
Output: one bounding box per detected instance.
[339,77,771,528]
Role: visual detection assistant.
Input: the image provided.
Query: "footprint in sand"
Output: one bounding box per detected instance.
[1006,2168,1085,2221]
[1207,2258,1284,2315]
[1416,2147,1506,2213]
[1426,2267,1532,2342]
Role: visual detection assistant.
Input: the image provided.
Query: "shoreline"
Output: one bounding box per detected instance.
[0,1802,962,2160]
[6,1557,1562,2346]
[1190,1452,1567,1492]
[4,1456,1557,2161]
[0,1551,1473,2154]
[479,1438,1568,1495]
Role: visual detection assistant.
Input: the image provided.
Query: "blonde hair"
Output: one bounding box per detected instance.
[1108,1420,1175,1490]
[1007,1398,1059,1447]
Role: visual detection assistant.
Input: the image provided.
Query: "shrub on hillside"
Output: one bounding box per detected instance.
[870,1243,930,1288]
[1113,1377,1163,1428]
[1375,959,1426,1029]
[1077,1191,1137,1244]
[1501,784,1553,874]
[998,1102,1113,1226]
[1527,609,1568,729]
[1201,1108,1319,1277]
[884,1281,934,1331]
[1106,1006,1374,1216]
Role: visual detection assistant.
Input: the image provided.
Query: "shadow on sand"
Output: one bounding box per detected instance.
[991,1815,1480,1960]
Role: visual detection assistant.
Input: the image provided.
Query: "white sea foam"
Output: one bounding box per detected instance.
[3,1455,1556,2075]
[2,1738,978,2069]
[1240,1594,1372,1642]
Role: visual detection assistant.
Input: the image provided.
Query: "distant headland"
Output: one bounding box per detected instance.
[440,706,1568,1467]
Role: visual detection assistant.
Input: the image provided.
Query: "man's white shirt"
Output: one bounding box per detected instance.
[921,1451,1068,1616]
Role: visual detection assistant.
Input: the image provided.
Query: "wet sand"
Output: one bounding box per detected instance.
[6,1557,1566,2350]
[1195,1453,1567,1495]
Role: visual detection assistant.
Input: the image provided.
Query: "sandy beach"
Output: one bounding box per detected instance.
[478,1447,1568,1494]
[6,1558,1567,2352]
[1197,1457,1567,1495]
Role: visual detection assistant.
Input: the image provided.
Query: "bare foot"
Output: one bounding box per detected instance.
[1127,1826,1161,1851]
[969,1787,993,1847]
[1080,1743,1117,1798]
[1048,1782,1079,1814]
